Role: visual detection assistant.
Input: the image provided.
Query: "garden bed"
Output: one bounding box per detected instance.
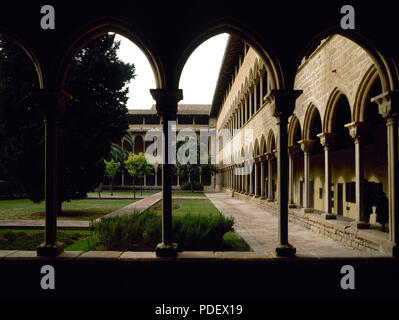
[0,199,136,220]
[0,229,91,251]
[87,199,250,252]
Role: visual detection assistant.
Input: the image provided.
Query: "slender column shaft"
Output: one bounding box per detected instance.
[272,90,301,257]
[288,155,294,205]
[267,155,274,201]
[254,163,259,197]
[161,116,172,245]
[44,114,58,247]
[324,146,332,214]
[304,151,310,210]
[151,89,182,257]
[249,162,254,195]
[387,118,399,245]
[241,167,244,192]
[260,161,265,199]
[278,119,289,246]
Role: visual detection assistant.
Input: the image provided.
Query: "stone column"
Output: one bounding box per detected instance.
[244,162,249,194]
[259,70,265,108]
[299,140,315,213]
[269,90,302,257]
[288,145,299,208]
[150,89,182,257]
[266,152,275,201]
[345,122,370,229]
[35,90,72,257]
[253,160,259,197]
[249,88,253,118]
[249,161,254,195]
[317,133,336,219]
[260,158,266,199]
[241,166,245,193]
[253,80,258,113]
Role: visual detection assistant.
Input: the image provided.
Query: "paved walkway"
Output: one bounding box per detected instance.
[97,192,162,220]
[205,192,388,257]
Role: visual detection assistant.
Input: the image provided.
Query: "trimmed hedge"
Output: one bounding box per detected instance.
[180,181,204,191]
[88,210,234,251]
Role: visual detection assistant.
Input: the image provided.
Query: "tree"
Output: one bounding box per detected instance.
[124,152,154,199]
[0,34,136,208]
[175,138,219,192]
[104,159,121,196]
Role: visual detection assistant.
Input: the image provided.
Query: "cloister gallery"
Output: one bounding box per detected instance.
[1,2,399,261]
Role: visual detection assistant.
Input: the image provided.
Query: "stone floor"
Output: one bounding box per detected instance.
[206,192,389,258]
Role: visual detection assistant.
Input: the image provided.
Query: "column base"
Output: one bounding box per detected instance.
[37,242,65,257]
[288,203,297,208]
[245,192,250,195]
[303,208,313,213]
[253,195,260,198]
[322,213,336,220]
[355,221,370,229]
[260,196,267,200]
[267,198,275,202]
[155,242,178,257]
[274,244,296,257]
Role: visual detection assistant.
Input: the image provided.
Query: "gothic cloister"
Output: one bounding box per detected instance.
[0,1,399,300]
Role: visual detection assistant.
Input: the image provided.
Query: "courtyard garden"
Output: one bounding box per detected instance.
[0,198,137,220]
[87,199,250,252]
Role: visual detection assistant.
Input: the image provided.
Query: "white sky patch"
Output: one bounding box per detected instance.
[115,33,229,109]
[178,33,229,104]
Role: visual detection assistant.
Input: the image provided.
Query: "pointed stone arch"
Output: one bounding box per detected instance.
[267,129,276,153]
[324,88,352,134]
[303,103,322,139]
[353,64,381,122]
[288,115,302,146]
[254,138,260,157]
[260,134,267,155]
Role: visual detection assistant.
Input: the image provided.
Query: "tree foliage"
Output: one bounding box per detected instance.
[124,152,154,198]
[0,34,136,203]
[104,159,121,196]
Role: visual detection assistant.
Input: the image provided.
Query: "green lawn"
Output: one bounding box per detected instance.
[86,190,159,197]
[0,229,92,251]
[0,199,136,220]
[150,199,219,216]
[172,191,205,197]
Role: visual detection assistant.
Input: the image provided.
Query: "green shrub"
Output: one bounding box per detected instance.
[89,210,234,251]
[180,181,204,191]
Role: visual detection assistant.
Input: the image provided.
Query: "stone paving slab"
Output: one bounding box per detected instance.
[78,251,123,261]
[205,192,389,258]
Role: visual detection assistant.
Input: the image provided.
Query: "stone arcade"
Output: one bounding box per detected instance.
[0,2,398,260]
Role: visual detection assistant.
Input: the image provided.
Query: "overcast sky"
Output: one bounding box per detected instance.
[115,33,229,109]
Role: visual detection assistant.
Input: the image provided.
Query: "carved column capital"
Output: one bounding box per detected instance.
[268,89,303,119]
[317,132,336,148]
[344,121,371,142]
[299,139,316,153]
[266,152,275,161]
[150,89,183,119]
[371,90,399,120]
